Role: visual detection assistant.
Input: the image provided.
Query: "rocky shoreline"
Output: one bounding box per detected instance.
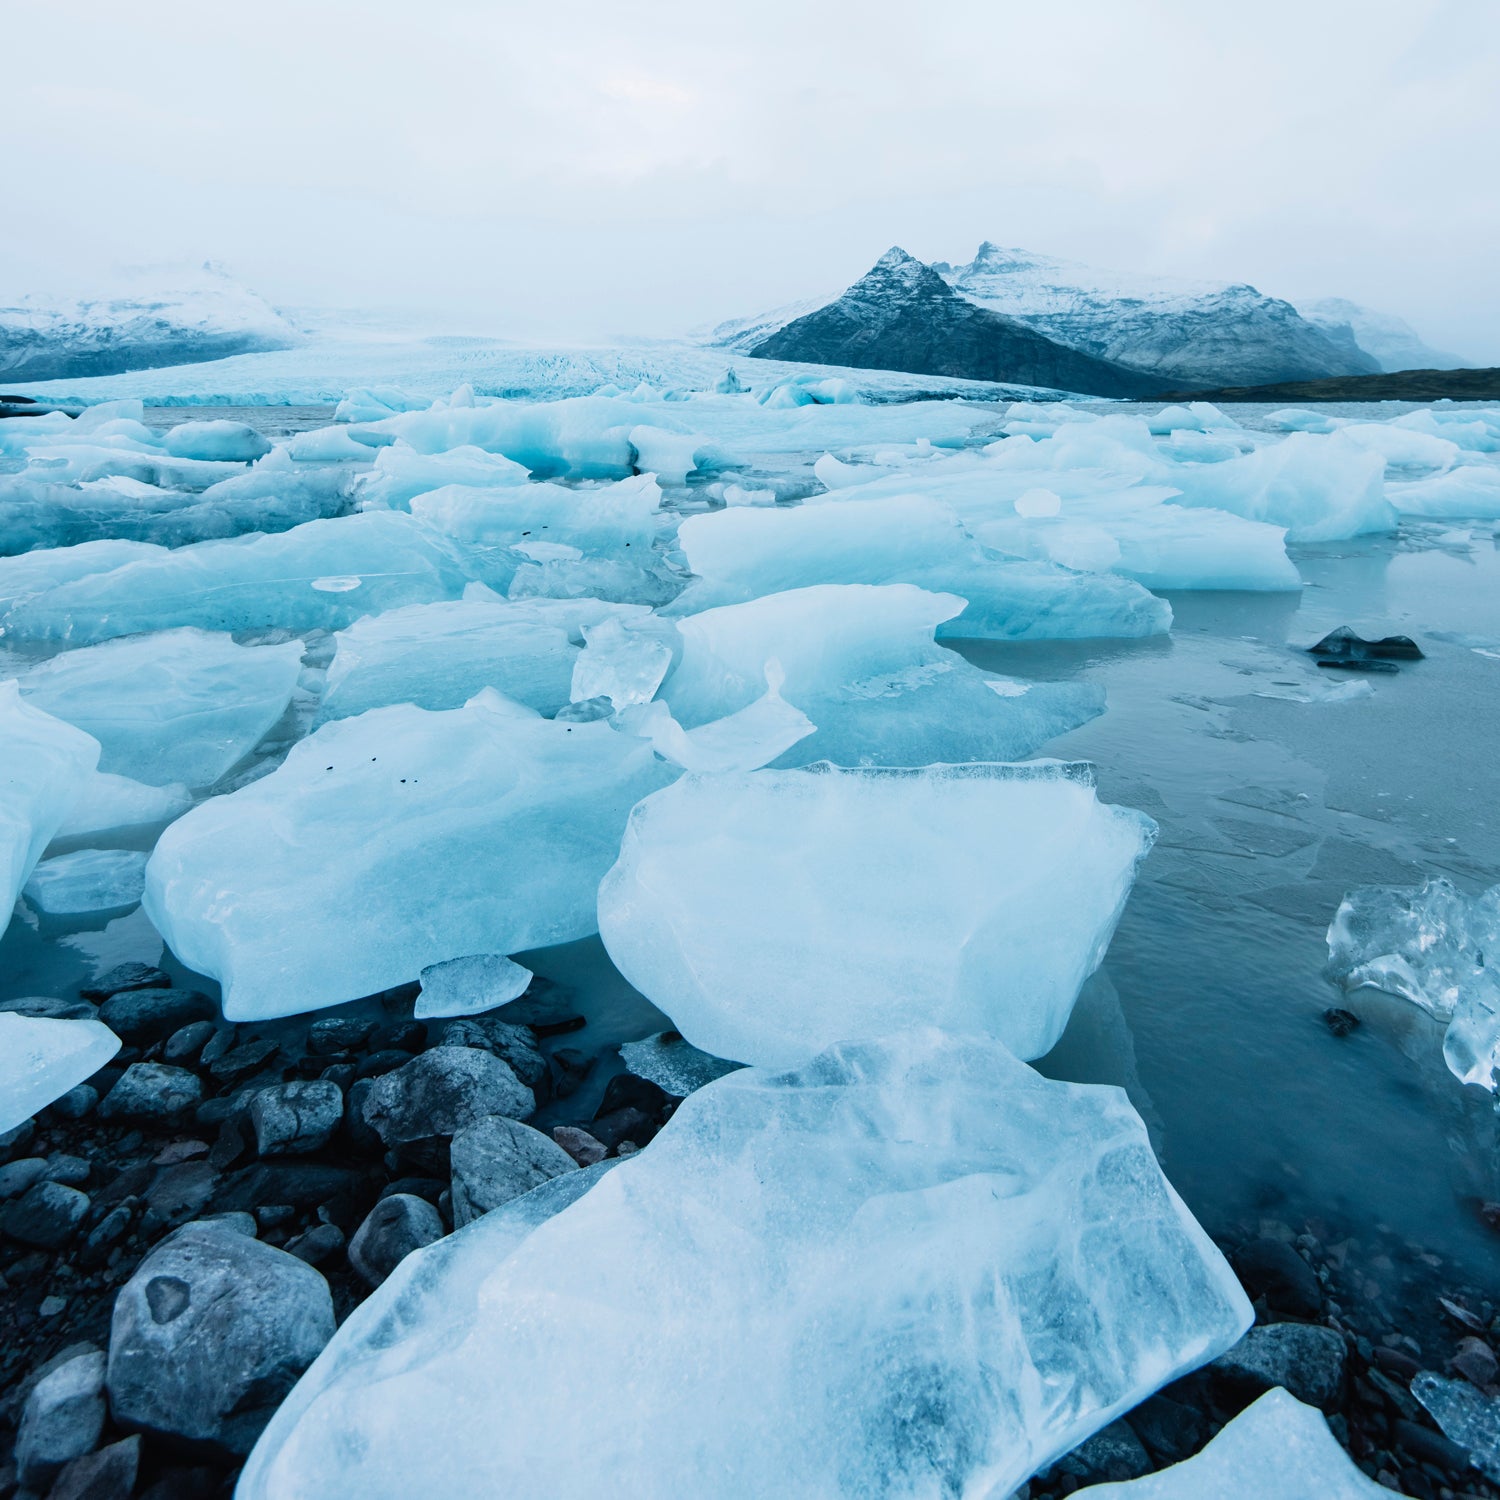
[1,964,1497,1499]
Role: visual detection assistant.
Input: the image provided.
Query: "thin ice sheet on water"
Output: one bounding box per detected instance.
[238,1031,1250,1500]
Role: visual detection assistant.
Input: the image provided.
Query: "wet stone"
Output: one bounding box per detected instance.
[348,1193,444,1287]
[1,1181,90,1249]
[97,988,215,1045]
[81,963,173,1001]
[98,1063,203,1124]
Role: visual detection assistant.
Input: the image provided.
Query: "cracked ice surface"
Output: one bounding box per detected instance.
[239,1032,1249,1500]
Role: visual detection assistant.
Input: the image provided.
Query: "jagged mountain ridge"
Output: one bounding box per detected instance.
[0,265,300,383]
[938,242,1377,386]
[749,249,1172,399]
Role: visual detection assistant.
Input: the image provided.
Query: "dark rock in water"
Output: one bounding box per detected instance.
[1209,1321,1347,1409]
[362,1046,534,1147]
[751,248,1174,397]
[47,1435,141,1500]
[98,1063,203,1124]
[1231,1236,1324,1318]
[107,1222,335,1456]
[1392,1416,1473,1472]
[0,995,99,1021]
[1323,1007,1361,1037]
[0,1118,37,1162]
[496,988,586,1037]
[0,1156,49,1198]
[1,1181,90,1248]
[1126,1392,1208,1464]
[48,1084,99,1120]
[97,988,215,1044]
[142,1160,219,1234]
[449,1116,577,1227]
[588,1106,657,1151]
[207,1037,281,1086]
[595,1071,675,1123]
[247,1080,345,1157]
[550,1047,594,1099]
[552,1125,608,1167]
[307,1017,375,1055]
[163,1019,217,1064]
[443,1016,548,1090]
[285,1222,345,1268]
[81,963,173,1001]
[1044,1419,1152,1485]
[14,1349,107,1488]
[1308,626,1424,672]
[347,1193,444,1287]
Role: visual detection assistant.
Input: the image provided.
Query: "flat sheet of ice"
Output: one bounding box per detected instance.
[315,597,655,723]
[238,1030,1249,1500]
[1,683,101,938]
[671,496,1171,640]
[660,584,1104,767]
[144,690,676,1020]
[1328,877,1500,1090]
[1073,1388,1385,1497]
[19,628,303,786]
[0,1013,121,1134]
[415,954,534,1021]
[0,512,489,644]
[599,761,1156,1068]
[23,847,149,916]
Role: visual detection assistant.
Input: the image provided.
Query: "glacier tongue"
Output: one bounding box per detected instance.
[598,761,1156,1069]
[238,1031,1250,1500]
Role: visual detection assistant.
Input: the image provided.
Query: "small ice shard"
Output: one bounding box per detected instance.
[144,689,676,1021]
[569,616,673,711]
[23,849,149,917]
[615,662,815,774]
[599,761,1155,1069]
[415,955,534,1020]
[1,683,101,939]
[1327,877,1500,1089]
[18,628,303,786]
[618,1031,741,1098]
[237,1031,1249,1500]
[1072,1387,1386,1497]
[1252,677,1374,704]
[1412,1372,1500,1484]
[0,1013,121,1133]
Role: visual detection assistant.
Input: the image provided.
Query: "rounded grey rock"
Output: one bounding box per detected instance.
[1,1180,91,1249]
[450,1115,577,1228]
[362,1045,533,1148]
[16,1349,107,1488]
[347,1193,444,1287]
[107,1222,334,1455]
[1209,1320,1348,1409]
[248,1079,345,1156]
[98,1063,203,1123]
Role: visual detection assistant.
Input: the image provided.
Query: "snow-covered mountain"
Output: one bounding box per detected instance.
[1292,296,1470,374]
[0,265,300,383]
[746,248,1172,398]
[936,242,1377,387]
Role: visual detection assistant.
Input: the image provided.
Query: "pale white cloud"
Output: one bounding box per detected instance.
[5,0,1497,359]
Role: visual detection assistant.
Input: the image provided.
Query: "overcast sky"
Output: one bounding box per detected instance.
[8,0,1498,359]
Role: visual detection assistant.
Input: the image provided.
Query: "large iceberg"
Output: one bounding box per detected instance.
[1073,1388,1385,1497]
[0,512,490,644]
[18,628,303,786]
[239,1032,1250,1500]
[659,584,1105,767]
[599,762,1155,1068]
[144,690,678,1020]
[671,496,1171,640]
[1,683,101,937]
[1327,877,1500,1090]
[0,1013,122,1133]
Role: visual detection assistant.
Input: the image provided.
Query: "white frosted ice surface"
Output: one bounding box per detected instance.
[659,584,1105,767]
[671,496,1171,639]
[315,597,655,723]
[238,1031,1250,1500]
[415,954,534,1020]
[1,684,101,937]
[52,772,193,841]
[144,689,676,1020]
[0,1013,121,1133]
[23,847,149,916]
[599,762,1156,1068]
[1072,1388,1386,1497]
[19,628,303,785]
[0,512,489,644]
[162,420,272,463]
[1328,877,1500,1090]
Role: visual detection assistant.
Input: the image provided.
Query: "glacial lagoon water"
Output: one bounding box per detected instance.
[4,400,1497,1336]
